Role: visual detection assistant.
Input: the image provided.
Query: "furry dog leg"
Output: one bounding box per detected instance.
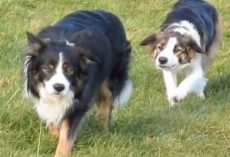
[98,81,113,130]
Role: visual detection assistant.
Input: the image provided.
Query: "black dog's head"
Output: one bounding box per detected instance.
[24,31,99,101]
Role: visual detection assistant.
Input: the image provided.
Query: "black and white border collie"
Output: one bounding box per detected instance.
[23,10,132,157]
[140,0,223,106]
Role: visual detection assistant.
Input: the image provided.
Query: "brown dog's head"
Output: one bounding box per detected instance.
[140,31,203,70]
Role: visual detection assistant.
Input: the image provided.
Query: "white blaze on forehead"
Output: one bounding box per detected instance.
[163,37,178,53]
[158,37,178,57]
[56,53,65,79]
[170,20,201,47]
[44,53,70,94]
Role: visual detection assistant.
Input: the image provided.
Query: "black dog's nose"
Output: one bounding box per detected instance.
[158,57,168,64]
[53,83,65,92]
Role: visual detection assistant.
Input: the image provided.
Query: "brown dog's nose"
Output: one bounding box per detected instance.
[158,57,168,64]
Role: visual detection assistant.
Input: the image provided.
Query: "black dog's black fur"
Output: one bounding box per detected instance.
[24,10,131,156]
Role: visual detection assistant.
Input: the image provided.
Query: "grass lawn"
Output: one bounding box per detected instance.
[0,0,230,156]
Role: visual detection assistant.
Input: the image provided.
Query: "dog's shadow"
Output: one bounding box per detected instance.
[112,74,230,138]
[80,105,190,147]
[111,107,190,140]
[77,74,230,149]
[206,73,230,99]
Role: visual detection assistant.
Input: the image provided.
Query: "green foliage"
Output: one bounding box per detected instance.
[0,0,229,156]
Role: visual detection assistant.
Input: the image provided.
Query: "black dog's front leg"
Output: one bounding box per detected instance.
[54,107,88,157]
[55,66,101,157]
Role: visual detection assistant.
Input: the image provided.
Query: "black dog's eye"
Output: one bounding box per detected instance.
[63,64,74,75]
[42,64,54,74]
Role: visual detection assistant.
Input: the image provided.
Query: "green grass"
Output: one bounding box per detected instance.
[0,0,230,156]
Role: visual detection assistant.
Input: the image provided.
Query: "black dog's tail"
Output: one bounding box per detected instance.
[111,41,133,106]
[100,11,133,106]
[114,76,133,106]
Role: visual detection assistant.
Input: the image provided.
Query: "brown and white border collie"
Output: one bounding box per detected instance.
[140,0,223,106]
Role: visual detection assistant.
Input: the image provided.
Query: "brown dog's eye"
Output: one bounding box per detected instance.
[174,49,181,54]
[178,53,190,64]
[42,64,54,74]
[174,46,184,55]
[156,44,163,50]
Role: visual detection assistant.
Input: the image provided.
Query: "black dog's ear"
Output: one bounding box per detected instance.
[140,34,157,46]
[79,52,101,65]
[83,55,100,65]
[26,31,45,53]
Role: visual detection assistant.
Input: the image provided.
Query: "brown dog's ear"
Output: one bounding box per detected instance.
[186,40,204,58]
[140,34,160,56]
[140,34,157,46]
[26,31,45,53]
[188,42,204,54]
[180,34,204,58]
